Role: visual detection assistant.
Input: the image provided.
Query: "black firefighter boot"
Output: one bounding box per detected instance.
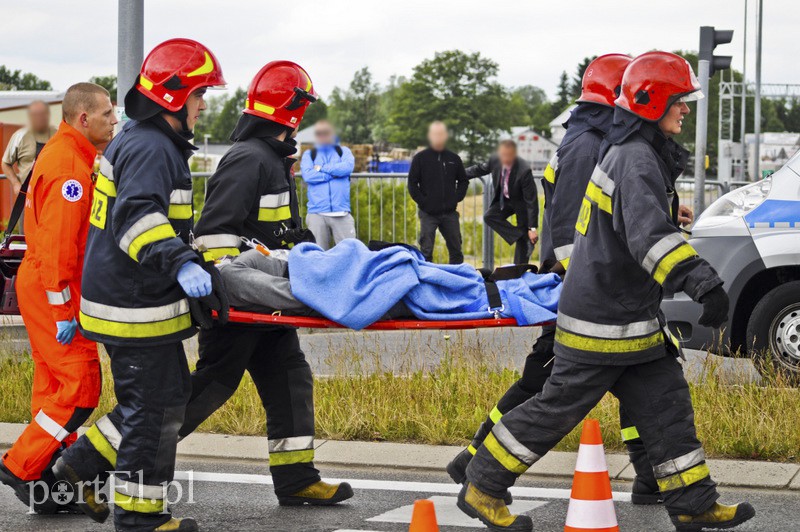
[153,517,199,531]
[457,483,532,532]
[671,501,756,531]
[51,456,110,523]
[0,458,59,514]
[447,446,514,505]
[277,481,354,506]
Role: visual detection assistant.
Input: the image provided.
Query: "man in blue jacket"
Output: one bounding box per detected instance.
[300,120,356,249]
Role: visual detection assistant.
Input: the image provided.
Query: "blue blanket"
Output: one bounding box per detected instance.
[288,239,561,330]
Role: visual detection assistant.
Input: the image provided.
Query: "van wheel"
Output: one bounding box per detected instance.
[746,281,800,385]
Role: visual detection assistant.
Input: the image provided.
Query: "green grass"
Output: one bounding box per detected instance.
[0,342,797,462]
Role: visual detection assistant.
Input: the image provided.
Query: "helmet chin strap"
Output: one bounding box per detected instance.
[167,106,193,139]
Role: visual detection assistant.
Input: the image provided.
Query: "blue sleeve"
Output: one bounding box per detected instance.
[322,147,355,178]
[300,149,331,184]
[111,146,197,278]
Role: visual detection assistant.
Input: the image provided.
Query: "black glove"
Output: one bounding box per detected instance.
[188,260,230,329]
[282,227,316,245]
[698,284,729,329]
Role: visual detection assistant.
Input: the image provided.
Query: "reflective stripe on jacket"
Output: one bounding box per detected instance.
[79,120,198,346]
[194,136,301,261]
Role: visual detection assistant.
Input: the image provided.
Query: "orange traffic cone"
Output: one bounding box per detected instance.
[409,499,439,532]
[564,418,620,532]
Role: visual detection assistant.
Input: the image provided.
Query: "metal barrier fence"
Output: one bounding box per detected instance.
[191,172,502,268]
[674,178,749,207]
[1,172,750,269]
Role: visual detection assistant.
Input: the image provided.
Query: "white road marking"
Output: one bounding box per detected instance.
[366,495,547,528]
[172,471,632,502]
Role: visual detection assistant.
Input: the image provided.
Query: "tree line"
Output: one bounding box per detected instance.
[4,50,800,169]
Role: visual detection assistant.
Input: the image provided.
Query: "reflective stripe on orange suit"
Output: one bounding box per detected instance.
[3,121,101,481]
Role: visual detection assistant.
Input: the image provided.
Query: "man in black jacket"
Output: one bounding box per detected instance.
[467,140,538,264]
[407,121,469,263]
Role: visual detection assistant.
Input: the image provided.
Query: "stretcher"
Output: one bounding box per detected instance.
[226,309,550,330]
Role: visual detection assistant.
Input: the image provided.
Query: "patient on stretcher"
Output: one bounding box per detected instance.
[217,239,561,330]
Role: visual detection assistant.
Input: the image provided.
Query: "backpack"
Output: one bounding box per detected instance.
[310,145,343,162]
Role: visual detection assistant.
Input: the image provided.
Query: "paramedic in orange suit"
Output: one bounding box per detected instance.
[0,82,116,512]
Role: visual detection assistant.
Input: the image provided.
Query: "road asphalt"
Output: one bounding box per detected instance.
[0,458,796,531]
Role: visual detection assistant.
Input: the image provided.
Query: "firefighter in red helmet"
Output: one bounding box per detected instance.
[458,51,755,532]
[52,38,226,532]
[448,53,667,507]
[179,61,353,506]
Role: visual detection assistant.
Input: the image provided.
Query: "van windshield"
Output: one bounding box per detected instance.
[786,149,800,176]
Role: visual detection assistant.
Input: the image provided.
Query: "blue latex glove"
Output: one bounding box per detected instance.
[55,318,78,345]
[177,261,212,298]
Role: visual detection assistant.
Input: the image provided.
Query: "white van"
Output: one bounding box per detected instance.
[662,152,800,380]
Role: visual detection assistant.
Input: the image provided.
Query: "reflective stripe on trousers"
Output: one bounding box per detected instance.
[268,435,315,466]
[654,449,710,492]
[85,415,122,466]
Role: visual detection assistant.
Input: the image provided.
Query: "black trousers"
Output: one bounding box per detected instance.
[62,342,191,531]
[467,325,655,490]
[418,209,463,264]
[180,325,320,496]
[483,202,531,265]
[467,353,719,517]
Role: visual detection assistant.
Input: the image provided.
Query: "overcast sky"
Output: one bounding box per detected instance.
[0,0,795,101]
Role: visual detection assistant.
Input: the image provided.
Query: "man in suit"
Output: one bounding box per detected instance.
[467,140,539,264]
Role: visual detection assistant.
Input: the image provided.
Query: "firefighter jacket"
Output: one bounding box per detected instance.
[540,103,614,270]
[554,110,723,366]
[22,121,96,323]
[193,135,301,260]
[79,118,199,346]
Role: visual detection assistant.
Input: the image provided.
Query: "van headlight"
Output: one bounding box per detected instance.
[694,177,772,228]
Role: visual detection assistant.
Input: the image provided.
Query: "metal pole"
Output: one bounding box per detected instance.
[740,0,748,174]
[753,0,763,179]
[482,176,494,270]
[694,59,711,214]
[117,0,144,124]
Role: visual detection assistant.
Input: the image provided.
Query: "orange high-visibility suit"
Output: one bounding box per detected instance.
[3,121,101,481]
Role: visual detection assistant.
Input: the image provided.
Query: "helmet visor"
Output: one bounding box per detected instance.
[677,89,705,103]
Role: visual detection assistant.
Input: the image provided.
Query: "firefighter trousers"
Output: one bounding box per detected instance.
[465,324,656,489]
[3,265,101,481]
[466,353,719,516]
[180,325,320,496]
[60,342,191,531]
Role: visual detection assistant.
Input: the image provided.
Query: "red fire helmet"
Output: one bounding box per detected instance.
[577,54,633,107]
[243,61,317,128]
[614,51,703,122]
[135,38,226,113]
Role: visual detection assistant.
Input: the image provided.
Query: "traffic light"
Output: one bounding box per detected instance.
[699,26,734,76]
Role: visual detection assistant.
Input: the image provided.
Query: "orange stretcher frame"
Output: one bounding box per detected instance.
[226,309,549,330]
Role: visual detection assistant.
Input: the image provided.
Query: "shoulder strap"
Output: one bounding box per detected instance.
[5,167,33,236]
[311,146,343,162]
[484,280,503,311]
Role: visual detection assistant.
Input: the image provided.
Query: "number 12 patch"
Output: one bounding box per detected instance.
[90,191,108,229]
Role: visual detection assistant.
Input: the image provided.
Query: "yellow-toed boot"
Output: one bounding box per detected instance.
[154,517,198,531]
[277,481,354,506]
[671,501,756,531]
[457,482,532,532]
